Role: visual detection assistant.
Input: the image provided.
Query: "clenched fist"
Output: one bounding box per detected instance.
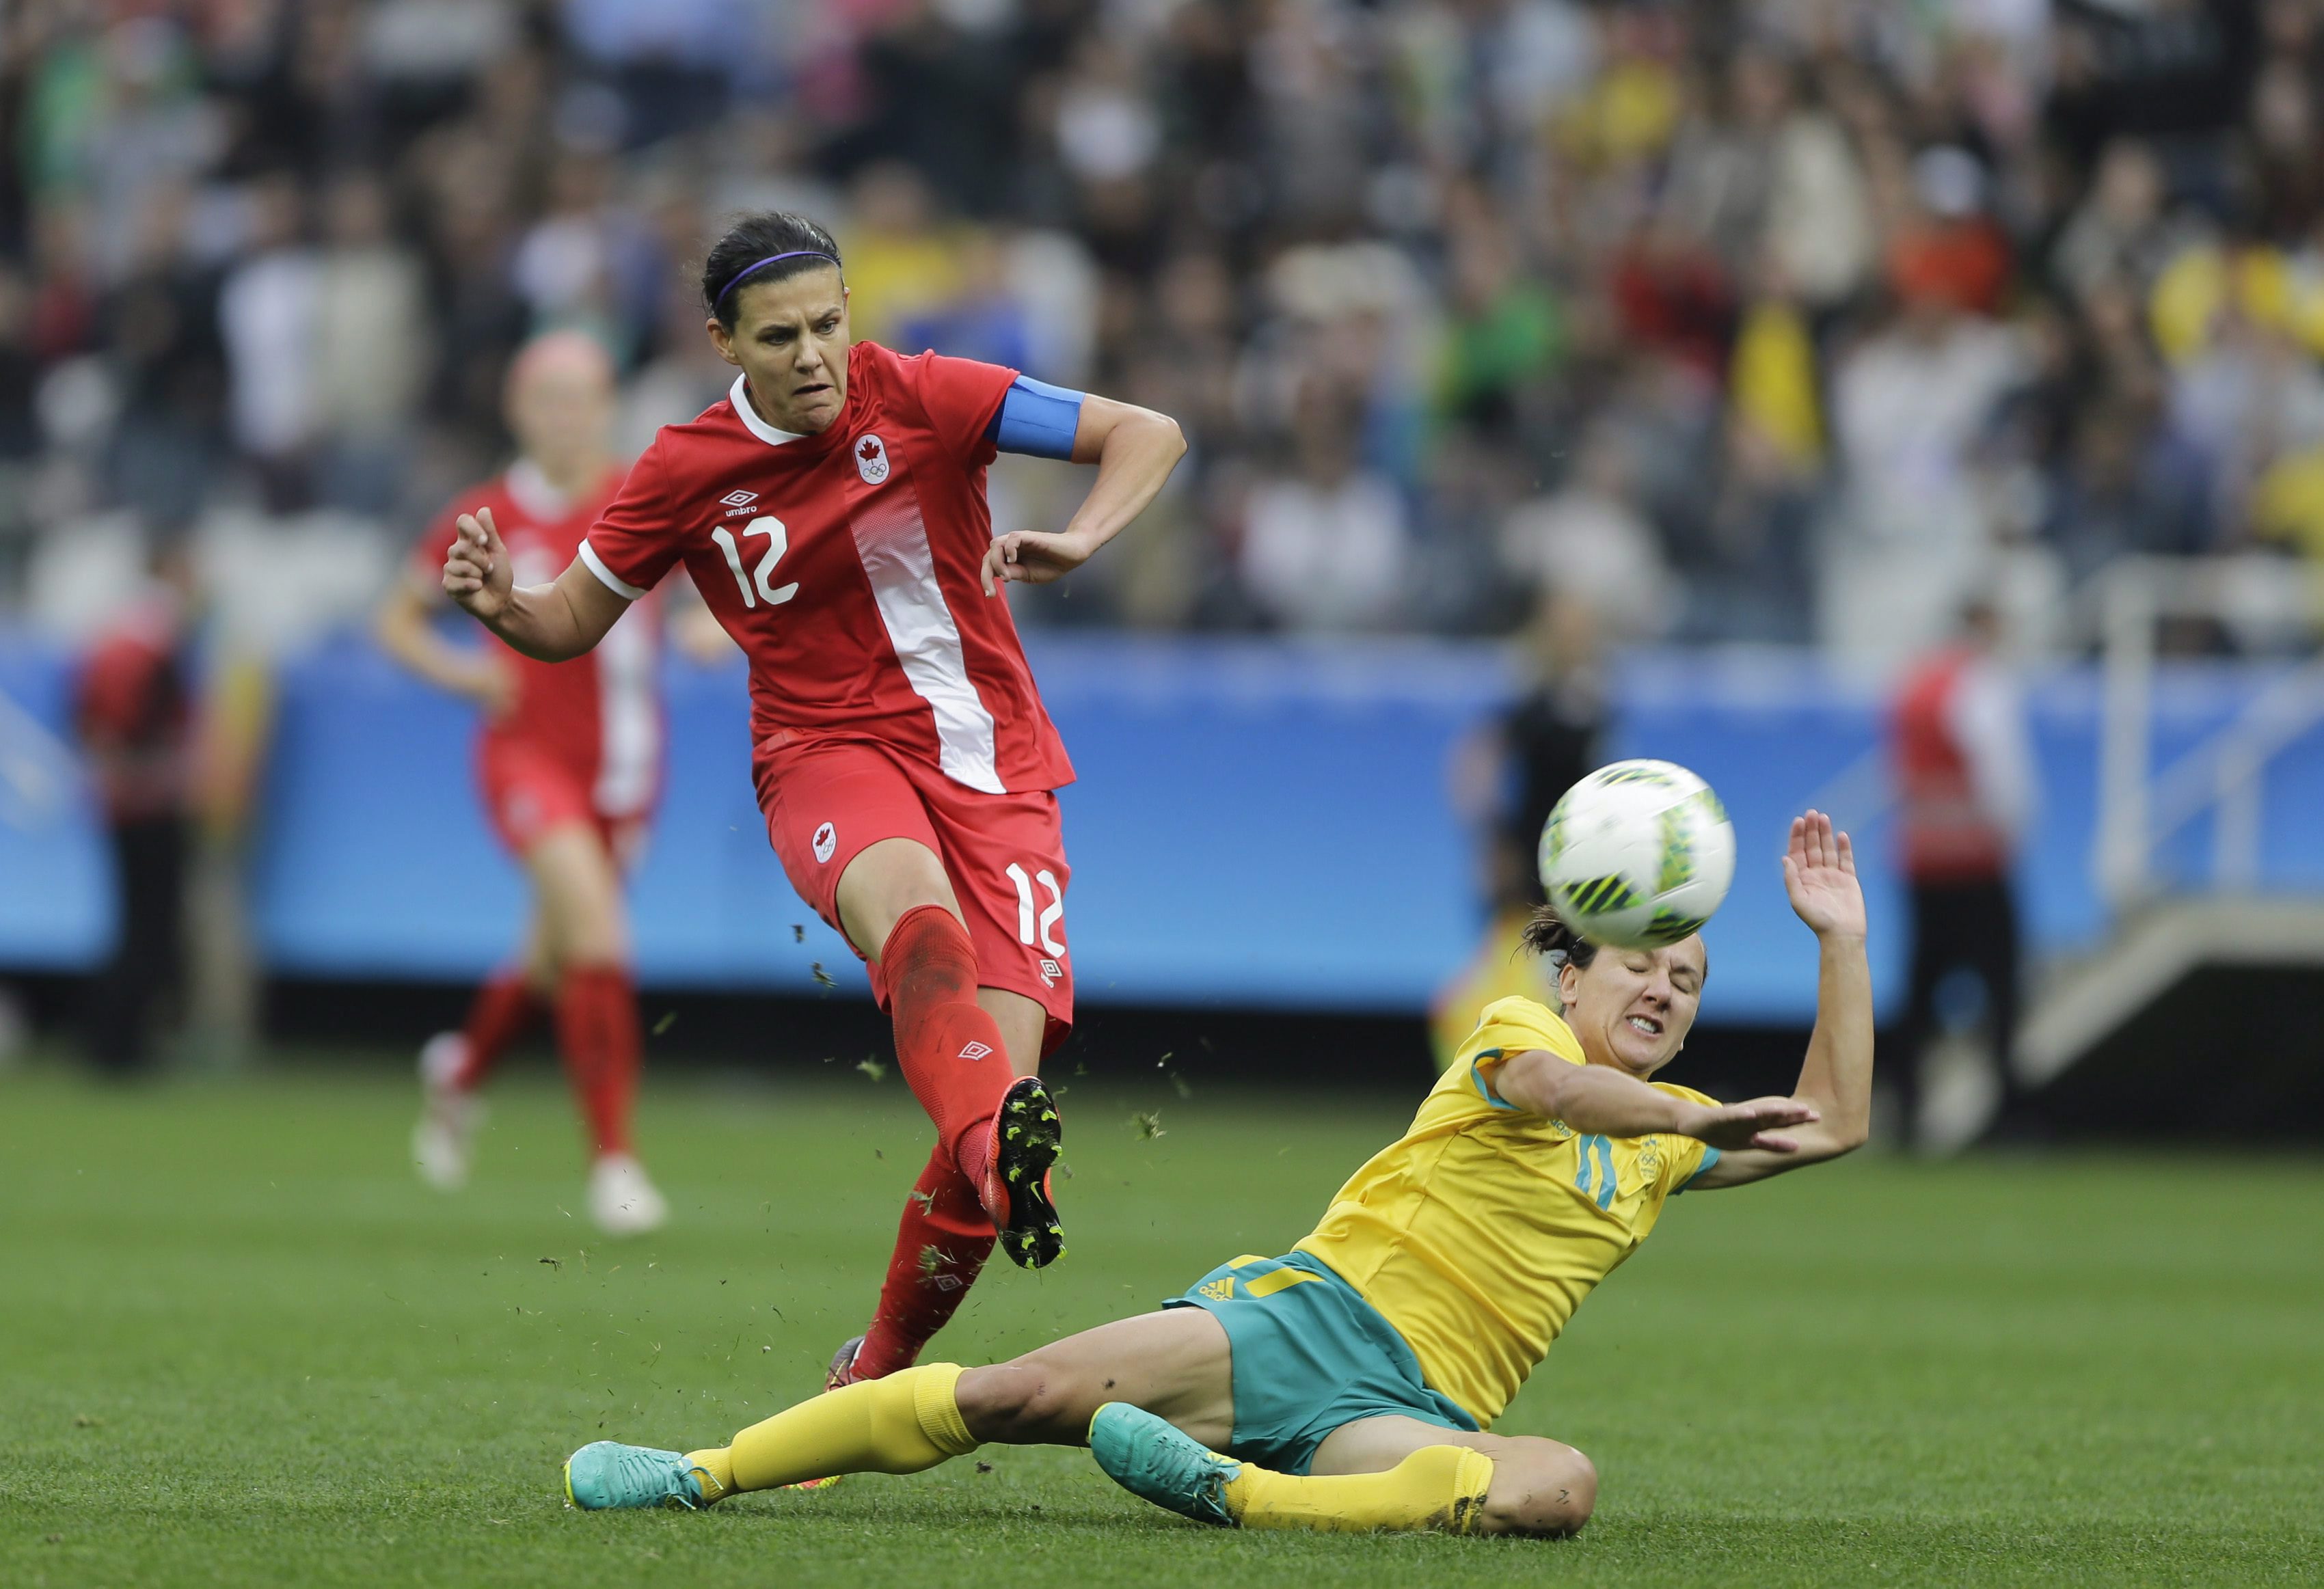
[442,507,514,621]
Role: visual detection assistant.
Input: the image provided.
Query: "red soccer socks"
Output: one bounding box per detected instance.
[554,963,640,1157]
[859,906,1066,1369]
[452,971,548,1090]
[881,905,1016,1193]
[852,1147,997,1379]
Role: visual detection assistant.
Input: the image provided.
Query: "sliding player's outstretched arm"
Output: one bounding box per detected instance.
[1496,1050,1820,1151]
[1690,811,1873,1188]
[981,393,1186,593]
[443,506,631,662]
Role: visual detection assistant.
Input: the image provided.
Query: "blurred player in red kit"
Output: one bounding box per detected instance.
[75,537,200,1077]
[379,331,720,1235]
[440,213,1184,1381]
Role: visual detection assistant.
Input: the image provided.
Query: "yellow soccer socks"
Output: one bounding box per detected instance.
[669,1373,1494,1532]
[1225,1444,1496,1534]
[681,1444,736,1504]
[1089,1400,1497,1536]
[686,1362,979,1497]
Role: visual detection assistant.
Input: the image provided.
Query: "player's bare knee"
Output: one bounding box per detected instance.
[559,893,628,964]
[954,1363,1031,1440]
[955,1361,1087,1445]
[567,923,627,966]
[1478,1440,1596,1538]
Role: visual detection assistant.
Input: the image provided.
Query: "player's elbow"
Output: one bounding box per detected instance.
[1800,1121,1869,1166]
[1823,1113,1873,1158]
[1124,405,1185,463]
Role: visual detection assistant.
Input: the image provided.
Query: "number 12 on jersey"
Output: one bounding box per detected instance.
[1005,863,1064,955]
[711,515,798,609]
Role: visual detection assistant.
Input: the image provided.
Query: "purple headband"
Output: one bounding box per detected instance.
[715,250,840,308]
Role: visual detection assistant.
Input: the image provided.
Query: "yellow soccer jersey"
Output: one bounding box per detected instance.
[1295,995,1722,1427]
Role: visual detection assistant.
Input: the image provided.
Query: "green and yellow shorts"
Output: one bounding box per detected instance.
[1163,1251,1480,1475]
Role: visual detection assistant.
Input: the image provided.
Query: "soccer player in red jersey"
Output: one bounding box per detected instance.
[75,538,198,1077]
[379,331,685,1236]
[440,213,1186,1379]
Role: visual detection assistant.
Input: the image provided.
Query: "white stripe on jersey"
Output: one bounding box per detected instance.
[593,602,659,817]
[579,539,646,600]
[848,474,1003,794]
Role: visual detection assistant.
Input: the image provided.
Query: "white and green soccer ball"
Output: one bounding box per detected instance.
[1537,759,1735,950]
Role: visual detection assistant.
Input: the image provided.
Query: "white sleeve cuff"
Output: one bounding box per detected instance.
[578,539,646,600]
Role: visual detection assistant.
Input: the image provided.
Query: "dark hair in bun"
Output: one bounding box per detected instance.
[1519,906,1597,969]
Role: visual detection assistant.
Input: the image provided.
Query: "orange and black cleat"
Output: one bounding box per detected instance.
[984,1075,1065,1269]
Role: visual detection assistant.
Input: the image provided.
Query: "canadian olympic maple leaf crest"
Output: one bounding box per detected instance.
[854,433,890,485]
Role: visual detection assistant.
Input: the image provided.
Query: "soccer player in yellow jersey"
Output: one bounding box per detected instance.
[564,811,1872,1537]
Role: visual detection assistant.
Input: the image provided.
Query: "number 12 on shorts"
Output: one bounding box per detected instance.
[1004,863,1064,956]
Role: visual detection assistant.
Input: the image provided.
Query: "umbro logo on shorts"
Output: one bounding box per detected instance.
[812,821,836,863]
[958,1041,993,1061]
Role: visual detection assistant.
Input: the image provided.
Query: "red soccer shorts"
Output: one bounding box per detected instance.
[477,737,647,866]
[755,732,1074,1048]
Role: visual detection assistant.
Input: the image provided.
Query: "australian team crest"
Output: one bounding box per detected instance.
[854,433,890,485]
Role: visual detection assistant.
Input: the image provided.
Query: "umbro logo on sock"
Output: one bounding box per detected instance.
[958,1041,993,1061]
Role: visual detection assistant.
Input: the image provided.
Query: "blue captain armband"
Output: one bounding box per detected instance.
[987,375,1087,460]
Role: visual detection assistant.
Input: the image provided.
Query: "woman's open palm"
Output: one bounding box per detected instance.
[1783,810,1867,939]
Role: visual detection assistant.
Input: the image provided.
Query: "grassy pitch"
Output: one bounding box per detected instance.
[1,1059,2319,1588]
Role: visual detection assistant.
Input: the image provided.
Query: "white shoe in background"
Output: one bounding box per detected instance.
[589,1153,668,1236]
[411,1032,481,1191]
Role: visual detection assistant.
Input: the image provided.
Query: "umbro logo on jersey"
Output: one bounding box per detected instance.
[720,489,757,507]
[958,1040,993,1061]
[854,433,890,485]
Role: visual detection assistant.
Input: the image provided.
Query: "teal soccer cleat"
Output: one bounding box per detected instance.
[563,1441,707,1510]
[1087,1403,1241,1527]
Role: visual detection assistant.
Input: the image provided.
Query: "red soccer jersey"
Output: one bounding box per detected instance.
[414,461,662,818]
[1892,644,2005,882]
[578,341,1073,796]
[76,594,191,821]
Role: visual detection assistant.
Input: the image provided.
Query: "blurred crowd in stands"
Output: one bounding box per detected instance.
[5,0,2324,664]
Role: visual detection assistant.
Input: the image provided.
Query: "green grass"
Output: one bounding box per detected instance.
[0,1058,2319,1588]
